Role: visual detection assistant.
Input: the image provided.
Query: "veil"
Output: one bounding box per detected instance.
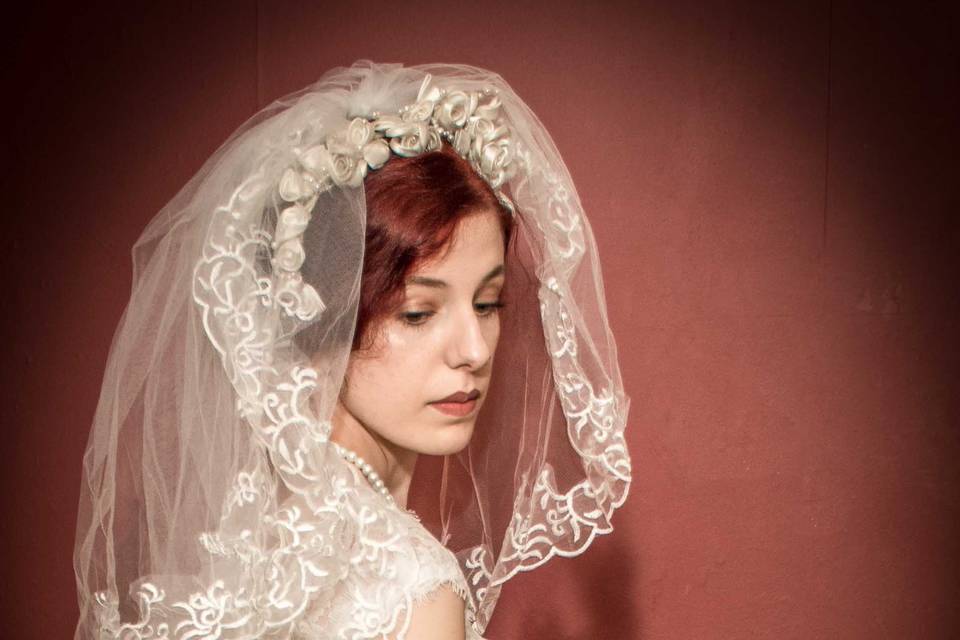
[73,60,632,638]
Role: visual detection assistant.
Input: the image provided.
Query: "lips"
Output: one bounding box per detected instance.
[429,389,481,417]
[432,389,480,404]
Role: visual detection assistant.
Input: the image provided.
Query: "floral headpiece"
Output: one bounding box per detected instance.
[269,74,519,323]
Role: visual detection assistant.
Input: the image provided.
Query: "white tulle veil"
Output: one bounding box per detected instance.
[73,60,631,638]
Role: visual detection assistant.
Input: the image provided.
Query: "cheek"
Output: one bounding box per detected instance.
[343,332,425,412]
[485,317,502,353]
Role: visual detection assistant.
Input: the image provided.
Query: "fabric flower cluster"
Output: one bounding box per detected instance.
[270,76,519,322]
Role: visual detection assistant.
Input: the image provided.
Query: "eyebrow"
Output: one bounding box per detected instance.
[406,264,504,289]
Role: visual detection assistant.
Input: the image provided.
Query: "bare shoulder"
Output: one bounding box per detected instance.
[391,582,466,640]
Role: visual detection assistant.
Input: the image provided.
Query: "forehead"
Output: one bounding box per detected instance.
[410,209,505,279]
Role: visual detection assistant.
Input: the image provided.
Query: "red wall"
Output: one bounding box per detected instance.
[7,1,958,638]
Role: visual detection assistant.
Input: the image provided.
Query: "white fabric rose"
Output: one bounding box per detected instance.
[329,153,367,187]
[469,119,496,162]
[389,122,429,157]
[300,145,332,175]
[436,91,477,129]
[274,205,310,246]
[373,115,415,137]
[346,118,374,148]
[389,135,421,157]
[362,139,391,169]
[274,237,306,272]
[279,169,315,202]
[473,95,502,122]
[478,138,513,188]
[476,118,501,144]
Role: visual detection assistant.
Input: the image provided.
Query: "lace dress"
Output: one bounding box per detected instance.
[294,457,487,640]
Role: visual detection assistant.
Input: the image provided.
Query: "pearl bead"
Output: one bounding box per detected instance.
[333,443,394,505]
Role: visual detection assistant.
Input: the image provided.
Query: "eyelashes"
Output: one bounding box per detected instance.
[474,301,506,318]
[401,301,506,329]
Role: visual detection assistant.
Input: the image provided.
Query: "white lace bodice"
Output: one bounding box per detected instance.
[294,459,487,640]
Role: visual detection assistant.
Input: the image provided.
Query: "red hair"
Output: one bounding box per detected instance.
[353,142,514,353]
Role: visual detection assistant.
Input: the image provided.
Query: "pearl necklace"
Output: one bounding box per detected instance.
[332,442,395,505]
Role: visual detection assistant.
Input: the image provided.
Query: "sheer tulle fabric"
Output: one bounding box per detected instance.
[74,60,631,638]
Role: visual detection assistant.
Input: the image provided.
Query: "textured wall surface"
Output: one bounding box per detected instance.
[6,1,958,638]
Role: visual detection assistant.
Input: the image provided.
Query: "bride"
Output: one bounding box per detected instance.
[74,60,632,639]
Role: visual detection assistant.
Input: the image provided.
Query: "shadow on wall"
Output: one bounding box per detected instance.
[507,533,642,639]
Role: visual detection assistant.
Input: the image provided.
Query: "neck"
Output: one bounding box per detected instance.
[329,401,418,508]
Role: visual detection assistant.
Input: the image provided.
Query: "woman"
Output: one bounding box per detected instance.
[74,60,632,639]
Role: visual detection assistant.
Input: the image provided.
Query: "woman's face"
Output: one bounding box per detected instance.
[338,208,506,456]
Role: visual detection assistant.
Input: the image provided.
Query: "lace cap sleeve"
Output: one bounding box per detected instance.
[294,460,483,639]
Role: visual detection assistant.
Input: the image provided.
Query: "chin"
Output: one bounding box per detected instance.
[418,421,475,456]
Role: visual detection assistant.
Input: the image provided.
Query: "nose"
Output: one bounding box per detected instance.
[448,305,492,371]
